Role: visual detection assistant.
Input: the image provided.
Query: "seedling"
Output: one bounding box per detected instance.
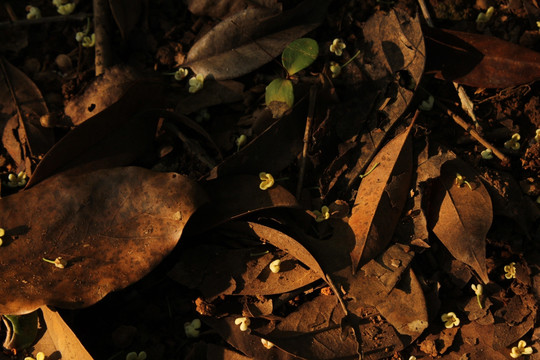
[174,68,189,81]
[419,95,434,111]
[265,38,319,118]
[313,206,330,222]
[510,340,533,358]
[504,133,521,150]
[471,284,483,309]
[56,2,76,15]
[455,173,472,190]
[234,317,250,331]
[504,262,516,279]
[26,6,41,19]
[481,148,493,159]
[235,134,247,151]
[42,257,68,269]
[360,162,380,179]
[269,259,281,273]
[0,228,4,247]
[328,50,361,78]
[7,171,27,188]
[189,74,205,93]
[259,172,275,190]
[441,312,460,328]
[82,34,96,48]
[24,352,45,360]
[184,319,201,338]
[126,351,147,360]
[476,7,494,23]
[534,129,540,143]
[329,38,346,56]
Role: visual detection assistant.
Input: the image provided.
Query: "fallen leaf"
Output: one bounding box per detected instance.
[0,167,207,315]
[343,8,425,190]
[429,158,492,283]
[32,306,93,360]
[186,0,279,19]
[0,57,54,173]
[183,0,330,80]
[2,312,38,350]
[424,26,540,88]
[27,81,163,188]
[176,80,244,115]
[348,121,414,272]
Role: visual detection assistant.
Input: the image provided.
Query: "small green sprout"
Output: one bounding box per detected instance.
[419,95,434,111]
[24,352,45,360]
[188,74,205,93]
[481,148,493,159]
[504,262,516,279]
[313,206,330,222]
[329,38,346,56]
[534,129,540,143]
[234,317,250,331]
[7,171,27,188]
[259,172,274,190]
[184,319,201,338]
[56,2,76,15]
[174,68,189,81]
[43,257,68,269]
[360,162,380,179]
[504,133,521,150]
[455,173,472,190]
[441,312,460,328]
[265,38,318,118]
[0,228,4,247]
[26,6,42,19]
[126,351,147,360]
[328,50,361,78]
[261,338,275,349]
[82,34,95,48]
[471,284,483,309]
[235,134,247,151]
[510,340,533,358]
[476,6,494,23]
[269,259,281,273]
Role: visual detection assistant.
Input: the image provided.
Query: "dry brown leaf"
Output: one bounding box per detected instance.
[348,122,414,273]
[184,0,330,80]
[32,306,94,360]
[187,0,279,19]
[429,158,492,283]
[176,80,244,115]
[0,167,207,315]
[0,57,54,173]
[27,81,163,188]
[424,26,540,88]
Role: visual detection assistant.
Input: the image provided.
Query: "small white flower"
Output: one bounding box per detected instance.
[510,340,533,358]
[441,312,460,328]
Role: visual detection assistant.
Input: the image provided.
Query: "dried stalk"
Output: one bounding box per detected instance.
[296,85,318,199]
[93,0,113,75]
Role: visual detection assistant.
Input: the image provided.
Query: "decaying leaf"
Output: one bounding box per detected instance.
[176,80,244,115]
[0,167,207,315]
[187,0,279,19]
[424,26,540,88]
[32,306,94,360]
[183,0,330,80]
[27,81,163,188]
[0,58,54,173]
[429,158,492,284]
[348,121,414,272]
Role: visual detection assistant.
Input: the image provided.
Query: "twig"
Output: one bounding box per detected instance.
[417,0,434,27]
[436,100,510,164]
[0,13,89,29]
[93,0,113,75]
[296,85,318,199]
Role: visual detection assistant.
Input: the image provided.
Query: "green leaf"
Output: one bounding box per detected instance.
[265,78,294,118]
[282,38,318,76]
[2,311,39,350]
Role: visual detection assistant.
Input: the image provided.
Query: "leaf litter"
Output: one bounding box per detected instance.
[1,0,540,359]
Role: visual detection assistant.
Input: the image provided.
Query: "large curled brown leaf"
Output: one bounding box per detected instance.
[0,167,207,315]
[424,26,540,88]
[0,57,54,173]
[429,158,492,283]
[183,0,330,80]
[348,122,414,273]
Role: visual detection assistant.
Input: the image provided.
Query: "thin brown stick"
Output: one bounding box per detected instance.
[417,0,434,27]
[0,13,89,29]
[296,85,318,199]
[93,0,113,75]
[437,100,510,163]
